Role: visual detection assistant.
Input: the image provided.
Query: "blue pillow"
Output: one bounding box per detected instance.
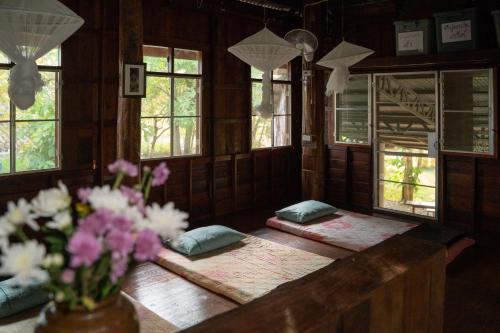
[0,278,49,318]
[171,225,246,256]
[275,200,337,223]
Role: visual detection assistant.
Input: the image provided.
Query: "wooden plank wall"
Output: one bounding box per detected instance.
[0,0,303,225]
[322,0,500,241]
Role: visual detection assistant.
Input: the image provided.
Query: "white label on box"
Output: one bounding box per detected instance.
[398,31,424,52]
[441,20,472,43]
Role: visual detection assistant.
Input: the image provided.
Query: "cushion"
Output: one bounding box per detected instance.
[0,278,49,318]
[171,225,246,256]
[275,200,337,224]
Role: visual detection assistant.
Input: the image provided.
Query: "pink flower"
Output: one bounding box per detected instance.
[106,229,134,255]
[108,159,138,177]
[77,187,92,203]
[67,231,102,268]
[60,269,75,284]
[134,229,162,262]
[79,209,113,235]
[152,162,170,187]
[120,186,143,205]
[110,253,128,283]
[110,215,133,232]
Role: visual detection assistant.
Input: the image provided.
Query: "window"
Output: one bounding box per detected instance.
[251,64,292,149]
[0,48,61,175]
[334,74,370,144]
[141,46,202,159]
[441,69,494,155]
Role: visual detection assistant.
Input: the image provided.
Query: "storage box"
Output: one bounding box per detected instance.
[394,19,434,56]
[434,8,479,53]
[493,10,500,48]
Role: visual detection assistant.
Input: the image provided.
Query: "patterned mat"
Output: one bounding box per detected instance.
[155,236,335,304]
[266,210,419,252]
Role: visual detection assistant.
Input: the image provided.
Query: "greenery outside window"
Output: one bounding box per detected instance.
[334,74,370,145]
[0,48,61,175]
[141,46,202,159]
[251,64,292,149]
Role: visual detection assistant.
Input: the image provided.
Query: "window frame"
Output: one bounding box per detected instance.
[0,53,62,177]
[141,45,203,160]
[333,73,372,146]
[439,68,496,157]
[250,64,293,150]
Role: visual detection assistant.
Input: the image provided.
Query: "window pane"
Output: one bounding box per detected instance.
[252,115,272,149]
[0,70,10,121]
[0,51,8,64]
[37,48,60,67]
[16,72,57,120]
[16,121,57,172]
[273,63,290,81]
[143,46,171,73]
[173,117,200,156]
[174,49,202,75]
[0,123,10,174]
[174,78,201,116]
[143,76,171,117]
[141,118,171,159]
[251,67,264,80]
[335,75,369,144]
[442,70,492,153]
[274,115,291,147]
[273,84,291,115]
[378,181,435,218]
[252,82,263,115]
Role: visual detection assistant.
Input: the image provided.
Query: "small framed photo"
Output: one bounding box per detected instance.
[123,63,146,98]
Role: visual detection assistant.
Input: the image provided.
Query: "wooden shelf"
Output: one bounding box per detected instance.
[351,49,500,72]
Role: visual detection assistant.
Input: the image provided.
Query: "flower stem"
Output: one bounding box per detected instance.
[144,176,153,202]
[112,172,125,190]
[15,227,29,242]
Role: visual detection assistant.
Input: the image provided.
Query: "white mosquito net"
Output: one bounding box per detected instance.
[317,41,374,96]
[228,27,300,117]
[0,0,84,109]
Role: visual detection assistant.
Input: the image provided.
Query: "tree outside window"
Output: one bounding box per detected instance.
[141,46,202,159]
[0,48,61,175]
[251,64,292,149]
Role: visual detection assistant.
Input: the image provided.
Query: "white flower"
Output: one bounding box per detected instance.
[87,185,129,213]
[0,241,48,285]
[31,181,71,217]
[2,198,38,231]
[46,211,72,230]
[42,253,64,268]
[0,219,15,250]
[144,202,189,241]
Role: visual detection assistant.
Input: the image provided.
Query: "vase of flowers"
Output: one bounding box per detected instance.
[0,160,188,332]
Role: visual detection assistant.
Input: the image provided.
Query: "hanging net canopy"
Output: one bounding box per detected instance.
[228,27,300,117]
[317,41,374,96]
[0,0,84,109]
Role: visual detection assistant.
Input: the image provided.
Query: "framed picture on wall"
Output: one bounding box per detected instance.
[123,63,146,98]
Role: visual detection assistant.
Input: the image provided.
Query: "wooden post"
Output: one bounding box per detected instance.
[117,0,143,168]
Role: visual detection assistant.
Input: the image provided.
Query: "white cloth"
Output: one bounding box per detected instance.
[0,0,84,109]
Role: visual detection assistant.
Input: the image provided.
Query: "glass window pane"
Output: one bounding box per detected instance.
[15,121,58,172]
[142,76,171,117]
[273,84,291,115]
[274,115,291,147]
[335,75,369,144]
[251,67,264,80]
[143,46,171,73]
[378,181,435,218]
[0,51,9,64]
[173,117,200,156]
[379,152,435,188]
[141,118,171,159]
[174,49,202,75]
[0,70,10,121]
[252,115,272,149]
[0,123,10,174]
[252,82,263,115]
[16,72,57,120]
[37,48,61,67]
[442,70,492,154]
[174,78,201,116]
[273,63,290,81]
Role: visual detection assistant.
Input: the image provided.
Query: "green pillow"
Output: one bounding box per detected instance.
[0,278,49,318]
[171,225,246,256]
[275,200,337,223]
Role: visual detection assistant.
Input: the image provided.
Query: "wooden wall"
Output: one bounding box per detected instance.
[0,0,302,225]
[321,0,500,241]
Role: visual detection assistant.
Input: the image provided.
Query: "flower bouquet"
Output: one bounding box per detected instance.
[0,160,188,331]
